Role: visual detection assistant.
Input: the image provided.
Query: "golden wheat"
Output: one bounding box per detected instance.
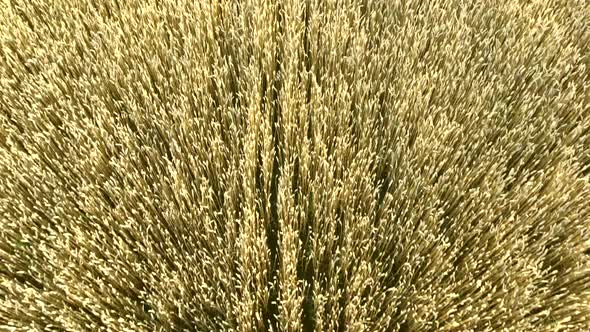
[1,0,589,331]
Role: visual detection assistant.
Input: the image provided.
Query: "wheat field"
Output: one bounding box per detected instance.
[1,0,589,331]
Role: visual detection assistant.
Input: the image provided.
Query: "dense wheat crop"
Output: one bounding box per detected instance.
[1,0,589,331]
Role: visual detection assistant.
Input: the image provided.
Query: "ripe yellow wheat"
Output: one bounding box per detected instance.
[1,0,589,331]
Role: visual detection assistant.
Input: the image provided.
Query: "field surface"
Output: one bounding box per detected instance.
[1,0,589,331]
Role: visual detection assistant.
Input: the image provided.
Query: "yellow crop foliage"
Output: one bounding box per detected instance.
[1,0,589,331]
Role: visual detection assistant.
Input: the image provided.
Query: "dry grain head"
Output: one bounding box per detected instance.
[1,0,589,331]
